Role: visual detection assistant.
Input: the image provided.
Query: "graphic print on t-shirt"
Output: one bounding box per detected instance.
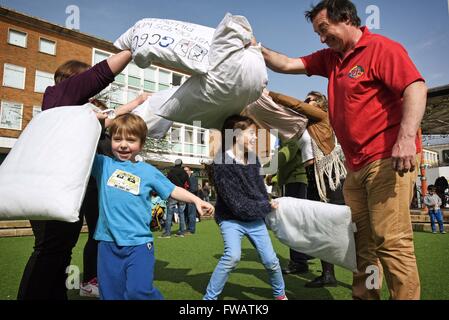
[107,169,141,195]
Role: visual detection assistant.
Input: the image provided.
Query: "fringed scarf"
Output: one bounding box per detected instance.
[311,138,347,202]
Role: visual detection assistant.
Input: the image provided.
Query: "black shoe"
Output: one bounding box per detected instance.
[305,272,337,288]
[282,263,309,275]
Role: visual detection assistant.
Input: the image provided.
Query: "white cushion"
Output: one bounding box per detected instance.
[265,197,358,272]
[0,104,101,222]
[114,18,215,75]
[145,14,268,129]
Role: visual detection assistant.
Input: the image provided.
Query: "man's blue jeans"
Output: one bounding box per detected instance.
[204,219,285,300]
[429,209,444,233]
[186,203,197,233]
[164,198,186,235]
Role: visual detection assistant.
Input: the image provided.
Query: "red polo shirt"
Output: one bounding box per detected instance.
[301,27,424,171]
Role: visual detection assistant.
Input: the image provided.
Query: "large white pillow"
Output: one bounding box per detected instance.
[114,18,215,75]
[265,197,357,272]
[0,104,101,222]
[144,13,268,129]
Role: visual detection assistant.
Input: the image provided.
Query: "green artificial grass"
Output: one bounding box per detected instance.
[0,220,448,300]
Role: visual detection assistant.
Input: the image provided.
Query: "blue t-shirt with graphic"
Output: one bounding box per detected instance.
[91,155,175,246]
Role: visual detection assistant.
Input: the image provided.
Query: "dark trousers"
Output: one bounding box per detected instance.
[436,190,447,208]
[17,177,99,300]
[284,182,311,267]
[81,181,99,282]
[306,165,345,205]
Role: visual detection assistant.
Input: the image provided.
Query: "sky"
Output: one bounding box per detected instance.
[1,0,449,99]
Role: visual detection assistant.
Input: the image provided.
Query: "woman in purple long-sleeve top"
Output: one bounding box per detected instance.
[17,50,133,300]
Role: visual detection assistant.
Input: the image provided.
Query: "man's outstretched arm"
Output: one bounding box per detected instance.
[262,46,307,74]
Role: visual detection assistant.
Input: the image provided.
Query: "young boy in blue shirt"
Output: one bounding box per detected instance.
[91,113,214,300]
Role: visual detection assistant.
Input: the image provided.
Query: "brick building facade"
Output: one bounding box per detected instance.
[0,6,118,155]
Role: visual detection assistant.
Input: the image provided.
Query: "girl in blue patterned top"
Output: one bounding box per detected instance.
[203,115,287,300]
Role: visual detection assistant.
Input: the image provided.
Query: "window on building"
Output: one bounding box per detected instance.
[172,73,183,86]
[170,127,181,143]
[170,125,183,153]
[144,67,157,92]
[3,64,26,90]
[39,38,56,55]
[159,69,171,91]
[33,106,42,118]
[34,70,54,93]
[8,29,27,48]
[195,129,208,156]
[110,83,126,106]
[184,128,194,154]
[197,130,206,145]
[0,101,23,130]
[94,50,110,64]
[185,128,194,144]
[128,62,142,88]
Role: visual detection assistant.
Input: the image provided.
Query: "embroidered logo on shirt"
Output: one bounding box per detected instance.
[348,65,365,79]
[107,169,141,195]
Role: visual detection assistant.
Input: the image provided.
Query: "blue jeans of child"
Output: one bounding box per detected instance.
[164,198,186,235]
[98,241,163,300]
[203,219,285,300]
[429,209,444,233]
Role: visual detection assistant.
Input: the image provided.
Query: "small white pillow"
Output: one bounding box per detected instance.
[265,197,357,272]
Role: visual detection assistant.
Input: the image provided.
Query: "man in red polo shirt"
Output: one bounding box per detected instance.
[258,0,427,300]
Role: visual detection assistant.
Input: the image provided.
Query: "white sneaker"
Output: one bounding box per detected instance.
[80,277,99,298]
